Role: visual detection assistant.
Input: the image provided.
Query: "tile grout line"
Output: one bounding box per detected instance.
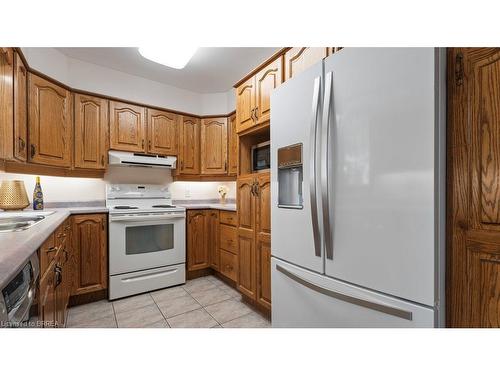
[111,301,119,328]
[183,280,223,326]
[149,292,172,328]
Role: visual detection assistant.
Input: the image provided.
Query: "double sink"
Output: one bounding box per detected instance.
[0,211,55,232]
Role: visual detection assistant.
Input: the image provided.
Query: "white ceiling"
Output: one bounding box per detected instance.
[55,47,280,94]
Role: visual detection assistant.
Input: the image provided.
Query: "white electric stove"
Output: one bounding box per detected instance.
[106,184,186,300]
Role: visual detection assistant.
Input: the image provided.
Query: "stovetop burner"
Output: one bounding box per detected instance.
[152,204,176,208]
[114,205,139,210]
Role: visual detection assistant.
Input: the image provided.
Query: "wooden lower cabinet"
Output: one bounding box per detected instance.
[187,210,210,271]
[207,210,220,271]
[236,172,271,310]
[72,214,107,295]
[38,217,73,328]
[220,249,238,282]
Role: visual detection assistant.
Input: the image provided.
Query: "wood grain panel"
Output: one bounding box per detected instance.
[220,223,237,254]
[13,51,27,162]
[200,117,227,174]
[255,56,282,125]
[147,108,177,155]
[237,229,255,299]
[74,94,108,169]
[237,176,255,231]
[0,48,13,161]
[220,249,237,282]
[207,210,220,271]
[178,116,200,175]
[227,113,238,175]
[187,210,209,271]
[284,47,328,80]
[28,73,72,167]
[256,237,271,309]
[236,76,255,133]
[109,100,145,152]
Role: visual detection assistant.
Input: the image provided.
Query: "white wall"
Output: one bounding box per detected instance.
[21,47,236,115]
[0,168,235,203]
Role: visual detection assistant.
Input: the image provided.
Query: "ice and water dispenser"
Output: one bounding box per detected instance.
[277,143,303,209]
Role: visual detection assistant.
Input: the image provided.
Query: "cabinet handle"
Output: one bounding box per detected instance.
[148,139,152,150]
[30,144,36,158]
[180,160,184,170]
[254,106,259,121]
[55,266,62,287]
[46,246,57,253]
[142,139,145,149]
[18,137,25,150]
[224,161,227,171]
[101,155,105,166]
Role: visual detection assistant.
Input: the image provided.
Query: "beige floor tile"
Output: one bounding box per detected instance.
[183,278,217,294]
[116,304,165,328]
[204,299,252,324]
[190,287,232,307]
[167,308,218,328]
[150,285,188,304]
[217,284,242,299]
[67,300,114,327]
[222,312,271,328]
[67,314,117,328]
[112,293,155,314]
[156,295,202,318]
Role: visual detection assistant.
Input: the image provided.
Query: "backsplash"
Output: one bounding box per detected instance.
[0,167,236,203]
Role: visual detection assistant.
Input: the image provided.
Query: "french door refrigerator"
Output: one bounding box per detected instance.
[270,48,446,328]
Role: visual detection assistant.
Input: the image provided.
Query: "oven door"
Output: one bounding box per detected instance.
[109,213,186,275]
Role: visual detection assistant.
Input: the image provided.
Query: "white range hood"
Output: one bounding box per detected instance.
[108,151,176,169]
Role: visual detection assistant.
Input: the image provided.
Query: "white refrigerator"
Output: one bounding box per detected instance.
[270,48,446,327]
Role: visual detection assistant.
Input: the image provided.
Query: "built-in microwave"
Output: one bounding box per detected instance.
[251,141,271,172]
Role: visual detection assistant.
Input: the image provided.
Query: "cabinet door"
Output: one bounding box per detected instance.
[187,210,209,271]
[39,263,56,328]
[74,94,108,169]
[14,52,27,162]
[227,113,238,175]
[284,47,328,80]
[256,173,271,309]
[237,176,256,232]
[235,75,255,133]
[28,74,72,167]
[147,108,178,155]
[0,48,13,161]
[207,210,220,271]
[255,57,283,125]
[237,229,256,299]
[72,214,107,295]
[201,117,227,175]
[178,116,200,175]
[109,100,146,152]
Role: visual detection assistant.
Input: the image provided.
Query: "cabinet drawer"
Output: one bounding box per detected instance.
[220,249,237,282]
[220,210,237,226]
[40,233,57,277]
[220,224,237,254]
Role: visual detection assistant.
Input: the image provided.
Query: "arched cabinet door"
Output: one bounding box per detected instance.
[28,74,72,167]
[256,173,271,309]
[284,47,328,80]
[72,214,107,295]
[187,210,209,271]
[177,116,200,175]
[255,57,282,125]
[147,108,178,156]
[201,117,227,175]
[236,76,255,133]
[74,94,109,169]
[109,100,146,152]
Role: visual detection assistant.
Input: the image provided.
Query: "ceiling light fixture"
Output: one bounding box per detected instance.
[138,47,198,69]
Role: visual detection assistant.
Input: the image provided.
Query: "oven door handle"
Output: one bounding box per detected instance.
[110,214,186,222]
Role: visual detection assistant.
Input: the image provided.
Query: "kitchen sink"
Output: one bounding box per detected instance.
[0,211,54,233]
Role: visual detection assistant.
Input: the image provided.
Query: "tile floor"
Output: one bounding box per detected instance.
[66,275,271,328]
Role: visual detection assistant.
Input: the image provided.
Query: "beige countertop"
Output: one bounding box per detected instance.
[0,206,108,288]
[179,203,237,212]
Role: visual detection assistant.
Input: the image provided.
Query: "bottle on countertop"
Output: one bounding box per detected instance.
[33,176,44,210]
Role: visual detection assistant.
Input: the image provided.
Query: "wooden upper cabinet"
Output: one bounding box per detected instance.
[236,75,256,133]
[147,108,178,156]
[13,52,27,162]
[255,56,282,125]
[74,94,109,169]
[109,100,146,152]
[201,117,227,175]
[28,74,72,167]
[72,214,107,295]
[0,48,13,161]
[178,116,200,175]
[227,113,238,175]
[284,47,328,80]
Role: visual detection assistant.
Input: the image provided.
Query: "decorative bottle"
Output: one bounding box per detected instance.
[33,176,44,210]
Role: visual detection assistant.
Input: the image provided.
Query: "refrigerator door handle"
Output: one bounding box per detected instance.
[276,264,413,321]
[309,76,322,258]
[321,71,334,260]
